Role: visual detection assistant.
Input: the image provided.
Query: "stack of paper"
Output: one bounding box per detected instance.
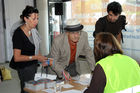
[25,80,45,91]
[42,79,56,88]
[25,78,56,90]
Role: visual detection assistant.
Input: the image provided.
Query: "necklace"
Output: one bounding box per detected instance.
[22,24,31,35]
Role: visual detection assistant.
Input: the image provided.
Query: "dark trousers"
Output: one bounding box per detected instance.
[65,62,78,77]
[17,64,37,93]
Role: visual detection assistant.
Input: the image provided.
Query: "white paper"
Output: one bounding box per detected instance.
[34,73,56,81]
[46,74,57,80]
[62,84,74,88]
[74,80,89,85]
[74,74,92,85]
[61,89,82,93]
[42,89,55,93]
[71,75,80,81]
[34,73,47,81]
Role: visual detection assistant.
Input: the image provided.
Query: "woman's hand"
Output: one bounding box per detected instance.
[41,58,54,67]
[37,55,47,63]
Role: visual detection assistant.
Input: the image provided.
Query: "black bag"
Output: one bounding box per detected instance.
[9,57,17,70]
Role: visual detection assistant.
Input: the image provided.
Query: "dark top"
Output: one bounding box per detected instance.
[84,64,106,93]
[11,27,37,69]
[93,15,126,39]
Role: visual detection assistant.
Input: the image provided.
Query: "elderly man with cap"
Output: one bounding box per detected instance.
[49,19,95,79]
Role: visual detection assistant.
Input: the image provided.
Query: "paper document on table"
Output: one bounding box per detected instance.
[34,73,56,81]
[46,74,57,80]
[42,89,55,93]
[34,73,47,81]
[74,80,89,85]
[62,83,74,88]
[74,74,92,85]
[61,89,82,93]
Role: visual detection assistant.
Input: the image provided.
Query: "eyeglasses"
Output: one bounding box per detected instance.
[28,17,39,21]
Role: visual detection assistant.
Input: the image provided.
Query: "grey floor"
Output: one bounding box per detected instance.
[0,63,43,93]
[0,63,20,93]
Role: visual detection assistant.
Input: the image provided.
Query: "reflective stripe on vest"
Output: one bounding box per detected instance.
[116,85,140,93]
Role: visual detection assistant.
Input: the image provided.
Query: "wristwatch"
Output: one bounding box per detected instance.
[29,56,32,60]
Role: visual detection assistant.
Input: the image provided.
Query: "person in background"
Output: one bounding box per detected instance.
[84,32,140,93]
[49,19,95,79]
[10,6,48,93]
[93,1,127,43]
